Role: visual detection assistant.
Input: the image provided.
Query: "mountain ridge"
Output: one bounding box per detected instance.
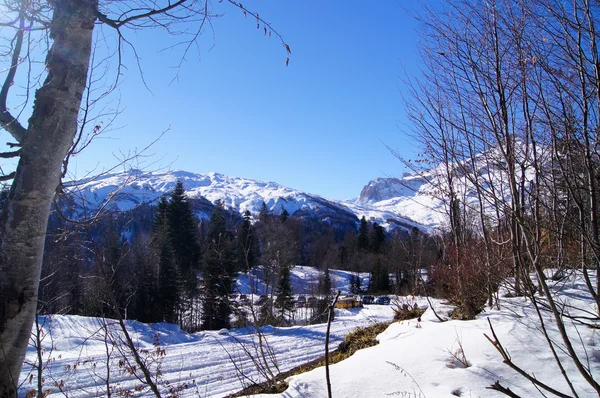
[67,169,427,231]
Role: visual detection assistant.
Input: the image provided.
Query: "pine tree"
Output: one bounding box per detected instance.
[158,238,180,324]
[274,264,294,324]
[152,195,169,234]
[280,208,290,223]
[202,204,238,330]
[133,242,160,323]
[149,185,201,326]
[259,201,269,223]
[338,245,348,268]
[238,210,256,270]
[370,223,386,254]
[167,180,202,299]
[379,262,390,292]
[370,260,380,293]
[357,216,370,252]
[350,273,361,295]
[371,258,390,293]
[105,232,131,312]
[318,267,332,297]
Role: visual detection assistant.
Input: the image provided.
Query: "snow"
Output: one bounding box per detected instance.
[66,147,539,233]
[66,169,428,231]
[71,170,351,219]
[252,272,600,398]
[236,265,371,295]
[20,271,599,397]
[20,306,395,397]
[355,149,538,229]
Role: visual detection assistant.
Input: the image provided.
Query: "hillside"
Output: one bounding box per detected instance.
[19,271,599,397]
[67,169,424,232]
[236,265,371,295]
[256,271,599,398]
[65,150,526,231]
[355,151,529,228]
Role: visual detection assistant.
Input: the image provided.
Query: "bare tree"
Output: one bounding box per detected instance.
[0,1,289,396]
[406,0,600,395]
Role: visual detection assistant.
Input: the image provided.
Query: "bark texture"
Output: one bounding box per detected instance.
[0,1,97,396]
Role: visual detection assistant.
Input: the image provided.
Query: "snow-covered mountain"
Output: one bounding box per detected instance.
[67,169,423,231]
[66,147,521,232]
[352,170,447,229]
[354,150,525,229]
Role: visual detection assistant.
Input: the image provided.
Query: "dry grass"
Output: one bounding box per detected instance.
[228,322,392,397]
[392,301,426,321]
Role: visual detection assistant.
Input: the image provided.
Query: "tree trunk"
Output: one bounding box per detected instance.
[0,1,97,396]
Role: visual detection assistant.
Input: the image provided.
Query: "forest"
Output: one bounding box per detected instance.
[1,0,600,396]
[26,180,438,333]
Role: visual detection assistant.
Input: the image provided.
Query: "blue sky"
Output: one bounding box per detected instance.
[6,0,431,200]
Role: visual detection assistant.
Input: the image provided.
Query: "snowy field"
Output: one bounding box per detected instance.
[19,302,396,397]
[19,270,600,397]
[255,272,600,398]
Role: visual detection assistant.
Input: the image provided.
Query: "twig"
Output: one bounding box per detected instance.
[487,381,522,398]
[484,318,572,398]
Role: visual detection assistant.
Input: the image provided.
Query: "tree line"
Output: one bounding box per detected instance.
[25,180,439,332]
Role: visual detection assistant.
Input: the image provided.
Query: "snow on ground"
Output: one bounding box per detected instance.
[19,304,396,397]
[19,271,599,397]
[254,272,600,398]
[236,265,370,295]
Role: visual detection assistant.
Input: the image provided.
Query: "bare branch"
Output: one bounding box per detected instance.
[487,381,522,398]
[0,172,15,182]
[96,1,188,29]
[484,319,573,398]
[0,150,20,158]
[0,12,27,143]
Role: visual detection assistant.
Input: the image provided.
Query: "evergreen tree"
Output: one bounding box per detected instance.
[149,185,201,326]
[338,245,348,267]
[152,195,169,234]
[259,201,269,222]
[280,208,290,223]
[103,231,130,311]
[274,264,294,324]
[350,273,362,295]
[238,210,257,270]
[132,240,160,323]
[371,258,390,293]
[318,267,332,297]
[357,216,370,252]
[202,204,238,330]
[158,238,180,324]
[311,297,331,324]
[370,223,386,254]
[167,180,202,298]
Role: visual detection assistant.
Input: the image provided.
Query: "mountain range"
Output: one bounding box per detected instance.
[65,167,454,232]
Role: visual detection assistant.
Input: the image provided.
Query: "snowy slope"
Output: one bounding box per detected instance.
[253,272,600,398]
[20,299,397,397]
[236,265,371,295]
[350,171,448,229]
[356,151,533,229]
[67,169,422,231]
[71,170,328,214]
[20,272,599,397]
[65,144,537,231]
